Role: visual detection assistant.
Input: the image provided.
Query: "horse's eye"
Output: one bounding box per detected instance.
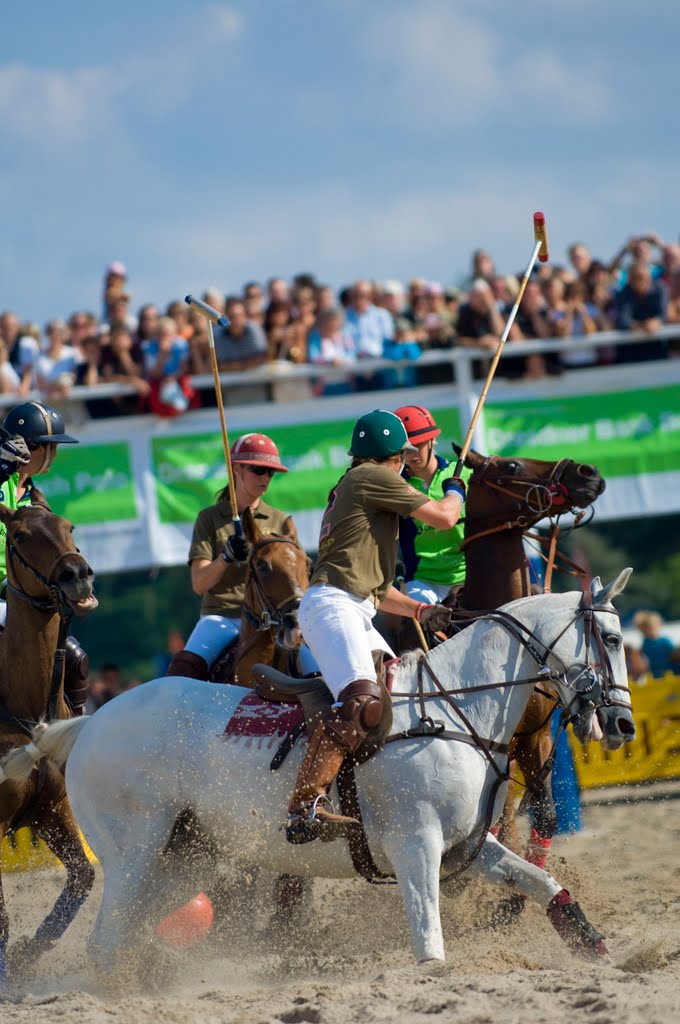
[255,558,273,576]
[603,633,622,649]
[505,462,520,475]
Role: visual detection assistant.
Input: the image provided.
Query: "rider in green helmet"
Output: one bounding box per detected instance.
[285,409,467,844]
[0,401,90,714]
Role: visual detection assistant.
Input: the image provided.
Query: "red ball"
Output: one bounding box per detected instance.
[155,892,214,949]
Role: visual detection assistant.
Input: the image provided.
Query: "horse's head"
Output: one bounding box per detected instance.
[457,446,605,535]
[541,568,635,751]
[0,502,97,617]
[242,509,310,650]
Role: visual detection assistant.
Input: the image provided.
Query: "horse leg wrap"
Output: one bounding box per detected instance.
[525,828,552,870]
[546,889,608,957]
[34,886,90,947]
[166,650,209,680]
[64,636,90,716]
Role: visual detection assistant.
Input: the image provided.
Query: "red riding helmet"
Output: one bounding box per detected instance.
[230,433,289,472]
[393,405,441,445]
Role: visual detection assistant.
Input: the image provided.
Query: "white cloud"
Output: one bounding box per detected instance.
[358,1,613,128]
[0,4,245,155]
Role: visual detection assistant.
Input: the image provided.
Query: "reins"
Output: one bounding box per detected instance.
[240,535,304,633]
[382,595,631,880]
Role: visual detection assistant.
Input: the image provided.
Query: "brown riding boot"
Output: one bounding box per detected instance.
[286,678,386,845]
[286,723,359,844]
[166,650,209,681]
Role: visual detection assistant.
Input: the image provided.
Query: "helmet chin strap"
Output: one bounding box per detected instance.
[34,444,56,475]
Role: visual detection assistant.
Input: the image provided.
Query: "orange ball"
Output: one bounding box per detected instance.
[155,892,214,949]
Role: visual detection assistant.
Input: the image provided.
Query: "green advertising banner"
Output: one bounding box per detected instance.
[485,385,680,478]
[37,442,138,523]
[152,405,465,525]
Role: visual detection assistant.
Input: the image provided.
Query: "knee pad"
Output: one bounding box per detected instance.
[65,635,90,684]
[326,679,386,752]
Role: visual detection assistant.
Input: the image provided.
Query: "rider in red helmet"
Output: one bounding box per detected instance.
[393,405,472,604]
[167,432,299,680]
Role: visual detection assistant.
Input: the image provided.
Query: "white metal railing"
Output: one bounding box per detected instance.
[1,324,678,416]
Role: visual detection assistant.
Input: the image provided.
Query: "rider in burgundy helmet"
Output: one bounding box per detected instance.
[167,432,299,680]
[393,404,471,605]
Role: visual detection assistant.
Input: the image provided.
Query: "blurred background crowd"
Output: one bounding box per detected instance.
[2,231,680,418]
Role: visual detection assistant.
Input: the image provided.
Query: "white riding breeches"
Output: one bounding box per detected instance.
[405,579,451,604]
[185,611,320,676]
[298,583,394,700]
[185,614,240,666]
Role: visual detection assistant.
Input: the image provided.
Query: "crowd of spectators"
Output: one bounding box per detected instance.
[2,232,680,418]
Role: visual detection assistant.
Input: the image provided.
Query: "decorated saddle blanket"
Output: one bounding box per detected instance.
[223,692,304,746]
[222,658,401,745]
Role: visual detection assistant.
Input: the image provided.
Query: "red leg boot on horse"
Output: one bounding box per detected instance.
[286,679,386,844]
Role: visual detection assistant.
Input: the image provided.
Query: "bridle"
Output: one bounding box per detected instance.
[460,456,592,549]
[241,536,306,634]
[4,507,83,617]
[388,592,631,879]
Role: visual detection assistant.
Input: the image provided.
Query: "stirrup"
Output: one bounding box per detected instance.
[285,795,360,846]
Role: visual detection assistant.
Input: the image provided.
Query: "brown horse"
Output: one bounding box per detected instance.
[0,499,98,980]
[209,507,311,687]
[389,446,605,898]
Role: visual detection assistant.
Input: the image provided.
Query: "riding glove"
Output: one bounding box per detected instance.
[0,432,31,477]
[415,603,452,632]
[222,533,252,564]
[442,475,466,502]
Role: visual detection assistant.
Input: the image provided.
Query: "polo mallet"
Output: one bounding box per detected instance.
[452,212,549,478]
[184,294,244,536]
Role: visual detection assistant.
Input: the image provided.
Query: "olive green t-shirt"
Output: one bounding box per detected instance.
[312,463,429,605]
[188,496,294,617]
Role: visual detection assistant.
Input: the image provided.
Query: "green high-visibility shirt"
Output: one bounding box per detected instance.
[0,472,34,585]
[406,463,473,586]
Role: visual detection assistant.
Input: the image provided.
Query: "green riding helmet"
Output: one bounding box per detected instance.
[348,409,418,460]
[2,401,79,447]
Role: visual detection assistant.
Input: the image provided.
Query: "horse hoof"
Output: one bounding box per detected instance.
[547,890,607,958]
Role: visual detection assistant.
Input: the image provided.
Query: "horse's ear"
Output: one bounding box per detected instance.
[29,486,51,511]
[280,516,299,544]
[0,502,15,528]
[241,507,262,544]
[592,567,633,606]
[452,443,484,470]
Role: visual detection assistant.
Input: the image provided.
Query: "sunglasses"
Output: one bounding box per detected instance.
[246,466,276,477]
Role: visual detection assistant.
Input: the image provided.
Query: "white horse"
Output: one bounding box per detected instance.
[3,570,635,971]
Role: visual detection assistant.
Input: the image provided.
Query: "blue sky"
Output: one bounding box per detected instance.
[2,0,678,327]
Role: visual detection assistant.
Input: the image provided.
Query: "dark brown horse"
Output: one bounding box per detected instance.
[209,507,310,687]
[0,499,98,981]
[388,446,605,898]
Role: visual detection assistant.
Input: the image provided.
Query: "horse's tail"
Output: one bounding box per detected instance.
[0,717,89,783]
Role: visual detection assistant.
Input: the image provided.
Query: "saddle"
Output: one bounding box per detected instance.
[252,655,395,767]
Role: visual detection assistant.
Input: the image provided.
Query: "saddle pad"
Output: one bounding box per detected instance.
[223,691,304,743]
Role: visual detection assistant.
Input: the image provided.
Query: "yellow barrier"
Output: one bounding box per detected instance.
[2,828,97,873]
[570,672,680,788]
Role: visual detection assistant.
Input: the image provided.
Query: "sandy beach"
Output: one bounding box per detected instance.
[2,785,679,1024]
